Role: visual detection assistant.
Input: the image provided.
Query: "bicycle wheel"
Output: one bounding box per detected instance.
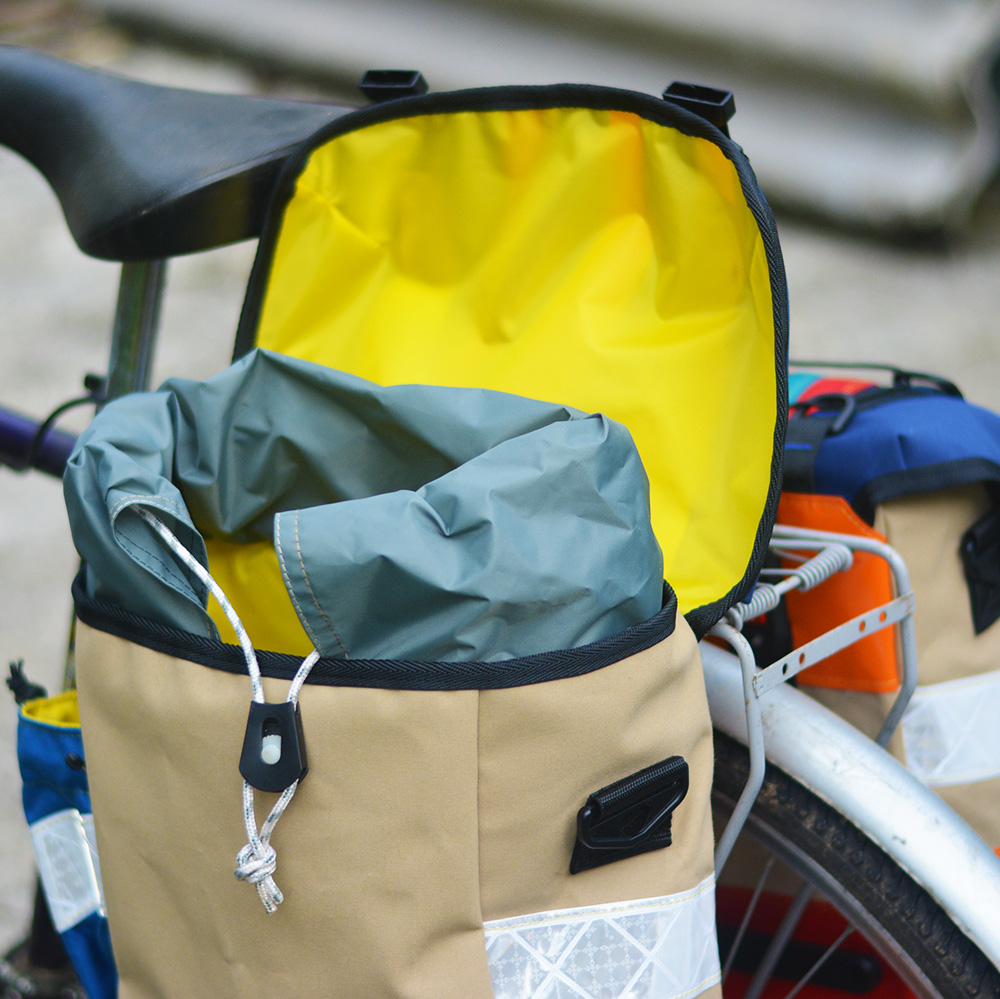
[712,730,1000,999]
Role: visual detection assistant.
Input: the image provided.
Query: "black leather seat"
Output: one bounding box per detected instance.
[0,46,353,261]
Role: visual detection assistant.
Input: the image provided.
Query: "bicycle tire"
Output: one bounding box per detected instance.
[713,730,1000,999]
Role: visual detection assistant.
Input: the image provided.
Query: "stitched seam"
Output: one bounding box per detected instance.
[110,494,209,630]
[109,493,188,520]
[295,510,350,658]
[910,667,1000,698]
[485,877,717,930]
[673,972,723,999]
[118,538,213,639]
[275,515,325,651]
[119,537,187,586]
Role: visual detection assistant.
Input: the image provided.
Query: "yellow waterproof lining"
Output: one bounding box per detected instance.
[22,690,80,728]
[208,105,777,655]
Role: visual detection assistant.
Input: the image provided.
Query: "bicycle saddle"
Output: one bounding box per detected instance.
[0,46,353,261]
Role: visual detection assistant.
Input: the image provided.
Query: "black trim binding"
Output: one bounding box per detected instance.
[232,82,790,639]
[852,457,1000,526]
[73,573,678,691]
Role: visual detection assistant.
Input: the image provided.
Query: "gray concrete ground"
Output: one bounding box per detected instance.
[1,4,1000,956]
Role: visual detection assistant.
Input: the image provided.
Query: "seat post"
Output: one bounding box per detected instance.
[104,259,167,401]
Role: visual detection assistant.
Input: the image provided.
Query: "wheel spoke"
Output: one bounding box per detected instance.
[713,730,1000,999]
[744,884,813,999]
[781,925,855,999]
[721,855,776,984]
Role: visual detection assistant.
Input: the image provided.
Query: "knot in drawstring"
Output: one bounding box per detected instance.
[235,841,277,884]
[235,839,281,911]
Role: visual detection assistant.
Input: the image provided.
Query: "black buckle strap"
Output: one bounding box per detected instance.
[962,505,1000,635]
[783,393,856,493]
[570,756,688,874]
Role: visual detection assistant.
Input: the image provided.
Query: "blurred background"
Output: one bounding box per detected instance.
[2,0,1000,956]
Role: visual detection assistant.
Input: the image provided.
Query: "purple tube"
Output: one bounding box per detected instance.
[0,405,77,478]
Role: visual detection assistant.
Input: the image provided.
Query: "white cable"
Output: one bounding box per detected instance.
[136,507,263,701]
[136,506,319,912]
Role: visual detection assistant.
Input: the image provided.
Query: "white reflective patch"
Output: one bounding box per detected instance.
[902,668,1000,785]
[30,809,105,933]
[80,812,107,916]
[485,876,720,999]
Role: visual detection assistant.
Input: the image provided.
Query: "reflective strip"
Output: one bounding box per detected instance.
[485,876,720,999]
[30,809,106,933]
[81,813,107,916]
[901,668,1000,785]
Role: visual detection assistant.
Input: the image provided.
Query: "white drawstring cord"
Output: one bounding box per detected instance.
[136,507,318,912]
[234,650,318,912]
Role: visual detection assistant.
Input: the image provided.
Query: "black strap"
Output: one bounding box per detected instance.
[783,393,857,493]
[961,504,1000,635]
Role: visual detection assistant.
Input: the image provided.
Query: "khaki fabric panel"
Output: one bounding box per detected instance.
[874,484,997,684]
[808,485,1000,848]
[880,487,1000,847]
[478,616,715,921]
[75,623,492,999]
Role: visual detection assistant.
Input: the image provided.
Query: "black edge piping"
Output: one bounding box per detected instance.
[231,82,789,640]
[684,135,787,640]
[73,573,678,691]
[852,458,1000,525]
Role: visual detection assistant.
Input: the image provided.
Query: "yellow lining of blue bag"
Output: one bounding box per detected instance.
[22,690,80,728]
[208,104,778,656]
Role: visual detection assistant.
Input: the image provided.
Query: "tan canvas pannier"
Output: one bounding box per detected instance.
[66,84,788,998]
[778,370,1000,850]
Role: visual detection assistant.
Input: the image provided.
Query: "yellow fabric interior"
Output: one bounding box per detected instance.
[208,105,777,655]
[22,690,80,728]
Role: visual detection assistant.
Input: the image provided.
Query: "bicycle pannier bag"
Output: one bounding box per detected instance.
[66,85,788,999]
[14,687,116,999]
[779,371,1000,848]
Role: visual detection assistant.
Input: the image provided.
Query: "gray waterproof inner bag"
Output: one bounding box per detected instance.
[65,348,664,661]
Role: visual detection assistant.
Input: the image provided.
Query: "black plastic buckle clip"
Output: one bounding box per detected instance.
[788,392,857,435]
[662,82,736,136]
[892,367,963,398]
[571,756,688,874]
[359,69,429,102]
[239,701,308,793]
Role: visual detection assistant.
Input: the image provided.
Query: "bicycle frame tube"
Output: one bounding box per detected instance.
[104,259,167,402]
[702,640,1000,967]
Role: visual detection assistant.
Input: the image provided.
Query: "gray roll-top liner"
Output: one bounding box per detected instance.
[65,349,667,681]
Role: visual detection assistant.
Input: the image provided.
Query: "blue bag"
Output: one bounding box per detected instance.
[17,688,117,999]
[784,368,1000,633]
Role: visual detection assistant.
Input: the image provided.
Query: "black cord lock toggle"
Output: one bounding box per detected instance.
[239,701,308,793]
